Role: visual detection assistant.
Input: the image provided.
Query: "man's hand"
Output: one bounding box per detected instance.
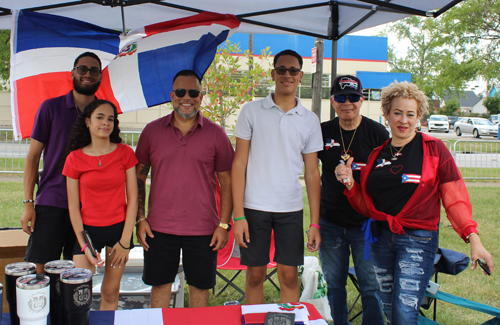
[21,204,36,234]
[307,226,321,252]
[136,220,154,251]
[210,227,229,251]
[233,219,250,248]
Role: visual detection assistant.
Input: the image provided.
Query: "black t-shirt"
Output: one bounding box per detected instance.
[318,116,389,228]
[366,133,423,216]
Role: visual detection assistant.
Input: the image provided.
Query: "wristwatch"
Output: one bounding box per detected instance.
[218,222,232,232]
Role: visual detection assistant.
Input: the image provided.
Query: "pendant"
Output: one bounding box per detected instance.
[395,152,402,157]
[341,153,350,161]
[98,161,102,167]
[391,157,398,161]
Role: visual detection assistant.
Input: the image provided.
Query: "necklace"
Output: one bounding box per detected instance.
[96,154,108,167]
[390,144,405,161]
[339,119,359,161]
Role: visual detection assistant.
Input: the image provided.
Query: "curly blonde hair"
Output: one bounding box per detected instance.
[381,81,429,118]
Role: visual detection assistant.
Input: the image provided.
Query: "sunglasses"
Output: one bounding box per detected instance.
[173,88,201,98]
[274,67,301,76]
[333,94,362,103]
[74,65,101,77]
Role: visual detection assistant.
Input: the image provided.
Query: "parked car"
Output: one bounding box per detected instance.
[428,115,449,133]
[490,114,500,125]
[447,116,459,128]
[454,117,499,138]
[416,120,422,131]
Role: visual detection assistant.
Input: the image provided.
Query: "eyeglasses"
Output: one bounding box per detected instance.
[173,88,201,98]
[274,67,301,76]
[333,94,362,103]
[74,65,101,77]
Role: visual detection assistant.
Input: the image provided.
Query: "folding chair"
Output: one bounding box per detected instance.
[347,267,362,322]
[213,178,279,302]
[418,248,500,325]
[215,221,279,302]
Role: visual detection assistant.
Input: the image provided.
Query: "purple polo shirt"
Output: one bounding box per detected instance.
[135,111,234,236]
[31,90,80,209]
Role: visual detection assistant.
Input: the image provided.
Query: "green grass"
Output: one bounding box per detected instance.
[1,182,500,324]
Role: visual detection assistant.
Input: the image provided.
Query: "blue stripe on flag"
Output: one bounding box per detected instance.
[16,10,121,54]
[138,30,229,107]
[89,310,115,325]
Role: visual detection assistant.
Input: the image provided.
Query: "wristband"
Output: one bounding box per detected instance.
[118,241,131,250]
[310,224,320,230]
[23,199,35,204]
[234,216,246,221]
[136,217,147,225]
[467,232,479,240]
[81,243,88,252]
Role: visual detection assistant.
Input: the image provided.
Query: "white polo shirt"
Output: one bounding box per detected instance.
[235,94,323,212]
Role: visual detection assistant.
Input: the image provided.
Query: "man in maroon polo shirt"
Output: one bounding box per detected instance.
[21,52,102,273]
[135,69,234,308]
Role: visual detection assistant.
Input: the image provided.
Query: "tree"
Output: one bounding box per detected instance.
[442,99,460,116]
[0,30,10,90]
[383,16,474,100]
[441,0,500,90]
[484,94,500,115]
[201,41,272,129]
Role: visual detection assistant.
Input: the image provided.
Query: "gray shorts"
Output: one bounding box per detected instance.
[240,208,304,267]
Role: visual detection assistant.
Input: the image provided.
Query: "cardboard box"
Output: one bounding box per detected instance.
[0,228,30,313]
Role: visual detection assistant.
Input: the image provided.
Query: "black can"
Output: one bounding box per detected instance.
[60,268,92,325]
[44,260,75,325]
[4,262,36,325]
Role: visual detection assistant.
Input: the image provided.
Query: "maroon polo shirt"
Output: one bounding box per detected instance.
[135,111,234,236]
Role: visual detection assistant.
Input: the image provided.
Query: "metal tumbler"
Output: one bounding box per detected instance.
[60,268,92,325]
[16,274,50,325]
[5,262,36,325]
[44,260,75,325]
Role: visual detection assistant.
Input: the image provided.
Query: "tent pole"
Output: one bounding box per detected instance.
[121,5,126,35]
[330,40,337,120]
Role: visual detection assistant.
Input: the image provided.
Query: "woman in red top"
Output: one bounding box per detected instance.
[62,100,138,310]
[335,82,493,325]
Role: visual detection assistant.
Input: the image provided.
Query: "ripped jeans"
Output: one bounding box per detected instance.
[371,227,438,325]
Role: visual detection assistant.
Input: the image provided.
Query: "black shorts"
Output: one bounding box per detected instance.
[143,231,217,290]
[25,205,76,264]
[73,221,133,255]
[240,208,304,267]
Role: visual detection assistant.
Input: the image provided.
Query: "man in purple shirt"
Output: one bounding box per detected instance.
[135,69,234,308]
[22,52,102,273]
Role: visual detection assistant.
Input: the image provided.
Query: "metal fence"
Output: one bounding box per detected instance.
[1,129,499,180]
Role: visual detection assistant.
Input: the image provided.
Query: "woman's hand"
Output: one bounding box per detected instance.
[84,247,104,267]
[108,242,130,268]
[335,157,354,190]
[470,234,493,275]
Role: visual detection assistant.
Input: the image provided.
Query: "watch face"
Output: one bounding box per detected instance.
[219,223,231,231]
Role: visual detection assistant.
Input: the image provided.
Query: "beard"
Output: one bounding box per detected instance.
[73,77,101,96]
[173,105,199,119]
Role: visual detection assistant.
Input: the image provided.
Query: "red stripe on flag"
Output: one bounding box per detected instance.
[15,73,73,139]
[95,69,121,113]
[161,305,243,324]
[144,12,240,36]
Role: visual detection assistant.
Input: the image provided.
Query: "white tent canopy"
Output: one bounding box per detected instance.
[0,0,462,38]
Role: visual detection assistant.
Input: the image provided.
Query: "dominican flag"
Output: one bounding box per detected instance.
[10,10,240,140]
[401,173,421,184]
[375,159,391,168]
[325,138,340,150]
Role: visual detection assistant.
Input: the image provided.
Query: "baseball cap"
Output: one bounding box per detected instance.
[330,75,363,96]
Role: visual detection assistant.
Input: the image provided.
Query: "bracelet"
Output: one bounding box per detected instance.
[81,243,88,252]
[310,224,320,230]
[136,217,147,225]
[118,241,131,250]
[23,199,35,204]
[234,216,246,221]
[467,232,479,240]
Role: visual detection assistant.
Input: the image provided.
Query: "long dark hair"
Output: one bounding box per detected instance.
[61,100,122,167]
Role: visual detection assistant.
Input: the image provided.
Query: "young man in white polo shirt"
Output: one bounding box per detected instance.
[232,49,322,304]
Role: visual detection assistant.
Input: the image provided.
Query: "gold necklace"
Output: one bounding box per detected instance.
[339,119,359,161]
[390,144,405,161]
[96,153,108,167]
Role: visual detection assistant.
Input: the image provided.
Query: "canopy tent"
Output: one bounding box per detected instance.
[0,0,462,39]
